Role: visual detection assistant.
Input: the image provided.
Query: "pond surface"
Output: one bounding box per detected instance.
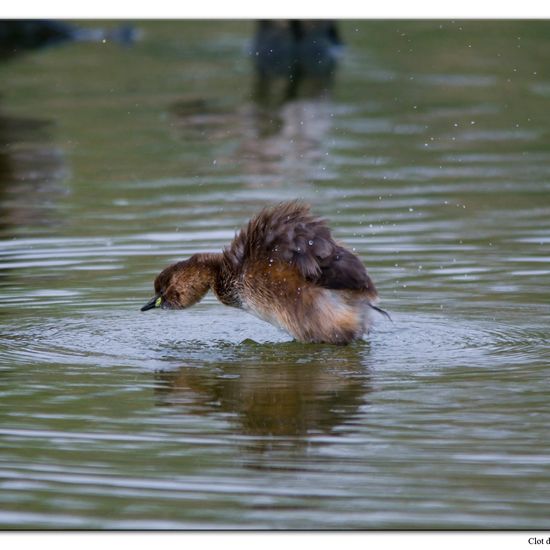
[0,20,549,529]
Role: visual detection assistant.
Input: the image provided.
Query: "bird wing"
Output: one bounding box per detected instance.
[315,244,376,294]
[228,201,377,297]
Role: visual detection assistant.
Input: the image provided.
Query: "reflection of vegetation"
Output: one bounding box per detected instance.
[154,341,371,458]
[0,109,68,234]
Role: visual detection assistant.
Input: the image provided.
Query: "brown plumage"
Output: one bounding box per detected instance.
[141,201,386,344]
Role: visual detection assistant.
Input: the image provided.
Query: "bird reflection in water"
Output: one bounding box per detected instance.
[169,20,343,185]
[154,342,371,463]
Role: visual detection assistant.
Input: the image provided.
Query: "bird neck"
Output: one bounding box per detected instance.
[191,252,224,286]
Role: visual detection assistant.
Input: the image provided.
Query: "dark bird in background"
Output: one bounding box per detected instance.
[0,20,136,57]
[251,20,343,106]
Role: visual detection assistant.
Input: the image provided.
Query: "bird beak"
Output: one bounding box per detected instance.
[141,294,162,312]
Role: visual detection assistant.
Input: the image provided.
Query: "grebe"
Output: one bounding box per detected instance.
[141,201,387,344]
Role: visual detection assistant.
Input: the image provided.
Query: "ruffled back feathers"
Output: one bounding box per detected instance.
[224,201,377,299]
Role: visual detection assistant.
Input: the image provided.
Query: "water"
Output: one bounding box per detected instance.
[0,20,549,529]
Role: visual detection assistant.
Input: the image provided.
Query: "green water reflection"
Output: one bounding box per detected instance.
[0,20,549,529]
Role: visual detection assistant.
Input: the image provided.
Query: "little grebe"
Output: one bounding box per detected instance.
[141,201,387,344]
